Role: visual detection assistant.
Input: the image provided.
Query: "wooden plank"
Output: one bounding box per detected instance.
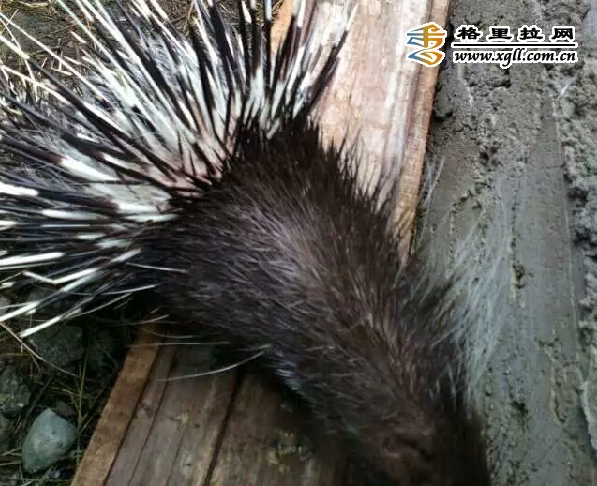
[73,0,450,484]
[106,345,237,486]
[70,325,160,485]
[208,375,344,486]
[316,0,450,250]
[400,0,451,249]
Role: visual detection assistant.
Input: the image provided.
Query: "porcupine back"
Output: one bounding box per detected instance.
[0,1,509,485]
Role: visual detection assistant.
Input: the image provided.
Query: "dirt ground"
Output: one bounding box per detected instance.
[424,0,597,484]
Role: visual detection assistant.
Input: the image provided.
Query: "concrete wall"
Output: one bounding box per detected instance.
[423,0,597,483]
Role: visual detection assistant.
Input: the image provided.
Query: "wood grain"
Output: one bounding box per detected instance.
[314,0,450,250]
[106,345,236,486]
[73,0,450,484]
[208,375,344,486]
[70,325,160,485]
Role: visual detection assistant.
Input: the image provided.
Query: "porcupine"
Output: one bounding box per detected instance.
[0,0,509,484]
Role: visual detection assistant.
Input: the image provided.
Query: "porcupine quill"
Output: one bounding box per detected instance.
[0,0,510,484]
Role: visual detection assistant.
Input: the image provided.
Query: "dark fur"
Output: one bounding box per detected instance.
[141,116,491,486]
[0,1,494,483]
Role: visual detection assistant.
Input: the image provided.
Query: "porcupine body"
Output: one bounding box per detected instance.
[0,1,506,485]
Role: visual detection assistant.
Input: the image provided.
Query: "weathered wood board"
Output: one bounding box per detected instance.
[71,0,450,484]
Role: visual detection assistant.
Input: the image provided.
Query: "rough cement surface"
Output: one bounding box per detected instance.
[556,0,597,463]
[424,0,597,483]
